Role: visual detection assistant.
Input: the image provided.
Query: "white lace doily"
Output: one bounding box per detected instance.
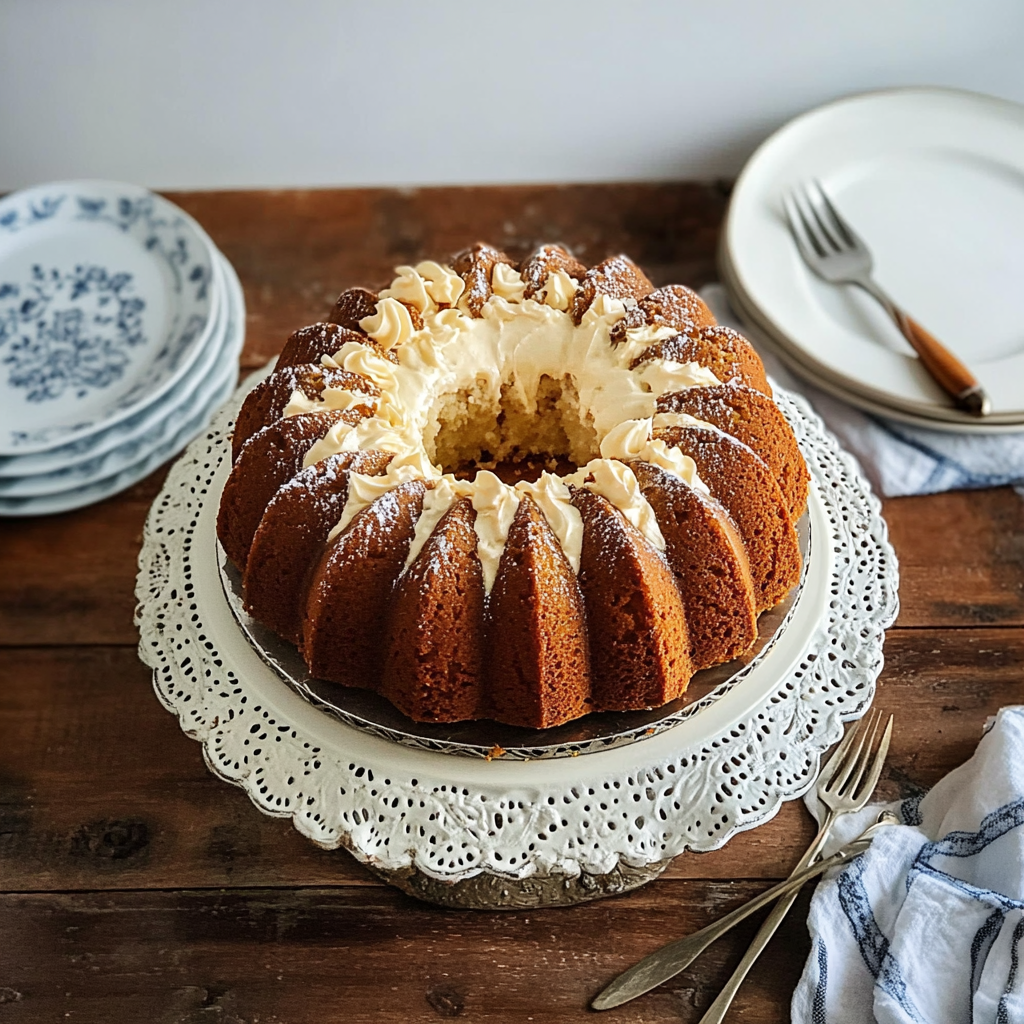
[135,378,899,889]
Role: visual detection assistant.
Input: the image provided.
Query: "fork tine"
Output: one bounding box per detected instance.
[829,708,880,794]
[853,715,893,802]
[790,189,832,258]
[845,710,883,796]
[811,180,861,250]
[783,191,826,262]
[797,183,843,253]
[818,710,870,786]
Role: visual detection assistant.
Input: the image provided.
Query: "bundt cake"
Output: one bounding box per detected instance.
[217,244,809,730]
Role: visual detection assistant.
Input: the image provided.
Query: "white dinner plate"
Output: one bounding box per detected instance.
[0,181,221,455]
[721,252,1024,435]
[723,87,1024,425]
[0,253,244,515]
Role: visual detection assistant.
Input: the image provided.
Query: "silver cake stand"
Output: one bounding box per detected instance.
[136,372,899,908]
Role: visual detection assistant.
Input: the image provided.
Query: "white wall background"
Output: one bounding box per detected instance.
[2,0,1023,191]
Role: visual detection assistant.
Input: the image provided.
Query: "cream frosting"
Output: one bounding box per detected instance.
[598,417,710,496]
[617,323,679,364]
[514,472,583,573]
[491,262,526,302]
[396,471,519,592]
[286,258,729,575]
[470,471,521,591]
[328,449,442,541]
[566,459,666,552]
[402,475,475,572]
[538,269,577,311]
[416,261,465,307]
[283,386,377,419]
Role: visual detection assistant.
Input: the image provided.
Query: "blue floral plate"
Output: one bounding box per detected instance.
[0,181,221,455]
[0,253,243,501]
[0,251,231,478]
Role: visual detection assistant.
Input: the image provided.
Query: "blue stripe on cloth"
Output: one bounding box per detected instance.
[812,938,828,1024]
[911,797,1024,911]
[900,792,926,827]
[971,909,1005,1003]
[996,917,1024,1024]
[838,855,927,1023]
[878,420,1024,492]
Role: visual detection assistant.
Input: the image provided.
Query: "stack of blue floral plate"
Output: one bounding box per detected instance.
[0,181,245,516]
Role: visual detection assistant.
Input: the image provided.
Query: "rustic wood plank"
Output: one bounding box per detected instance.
[168,183,730,371]
[0,882,810,1024]
[883,488,1024,628]
[2,630,1020,894]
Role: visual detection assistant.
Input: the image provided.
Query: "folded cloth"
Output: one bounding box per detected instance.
[791,706,1024,1024]
[701,284,1024,499]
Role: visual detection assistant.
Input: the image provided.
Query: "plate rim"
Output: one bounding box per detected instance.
[0,179,223,455]
[719,243,1024,434]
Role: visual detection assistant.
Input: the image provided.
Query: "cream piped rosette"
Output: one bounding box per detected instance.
[283,258,723,592]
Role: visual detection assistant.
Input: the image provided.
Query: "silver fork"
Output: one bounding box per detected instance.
[693,709,894,1023]
[784,180,989,417]
[592,709,894,1012]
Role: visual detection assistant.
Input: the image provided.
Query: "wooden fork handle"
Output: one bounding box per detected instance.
[894,309,989,416]
[861,279,990,416]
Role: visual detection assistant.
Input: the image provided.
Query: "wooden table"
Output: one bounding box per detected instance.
[2,183,1022,1023]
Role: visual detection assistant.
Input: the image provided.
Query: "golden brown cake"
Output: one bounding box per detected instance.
[217,243,808,729]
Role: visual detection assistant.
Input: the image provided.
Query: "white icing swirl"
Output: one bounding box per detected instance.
[539,270,577,311]
[569,459,665,552]
[416,261,465,306]
[380,266,433,314]
[599,418,652,462]
[470,470,521,592]
[515,472,583,573]
[652,411,712,432]
[637,358,719,395]
[618,323,679,363]
[329,449,441,541]
[403,476,475,572]
[598,418,708,494]
[491,263,526,302]
[359,297,416,350]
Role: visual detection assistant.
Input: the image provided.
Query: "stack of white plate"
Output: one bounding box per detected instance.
[720,87,1024,434]
[0,180,245,515]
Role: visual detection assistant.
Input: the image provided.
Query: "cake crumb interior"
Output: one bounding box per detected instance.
[427,374,600,480]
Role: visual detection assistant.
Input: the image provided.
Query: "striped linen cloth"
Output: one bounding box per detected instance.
[791,707,1024,1024]
[701,285,1024,498]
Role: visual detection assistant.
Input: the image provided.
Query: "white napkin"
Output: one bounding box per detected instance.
[790,706,1024,1024]
[700,284,1024,499]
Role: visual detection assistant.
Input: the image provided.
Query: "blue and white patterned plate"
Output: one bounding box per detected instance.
[0,181,221,455]
[0,251,230,478]
[0,252,244,515]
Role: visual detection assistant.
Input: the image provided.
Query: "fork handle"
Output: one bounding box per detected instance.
[695,810,838,1024]
[591,845,867,1011]
[858,279,990,416]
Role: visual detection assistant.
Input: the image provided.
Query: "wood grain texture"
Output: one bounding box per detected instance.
[884,488,1024,627]
[2,631,1021,894]
[0,883,810,1024]
[169,183,730,372]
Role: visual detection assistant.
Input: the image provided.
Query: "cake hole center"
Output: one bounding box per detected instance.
[426,374,599,480]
